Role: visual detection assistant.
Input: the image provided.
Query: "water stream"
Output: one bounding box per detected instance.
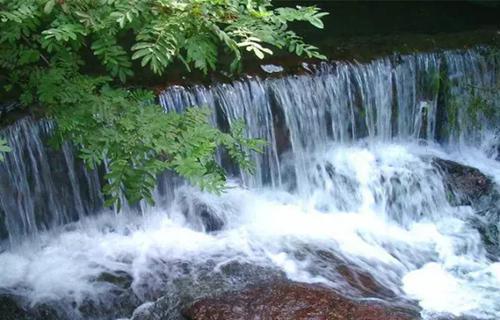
[1,47,500,319]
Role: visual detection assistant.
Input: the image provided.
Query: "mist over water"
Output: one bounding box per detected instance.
[1,48,500,319]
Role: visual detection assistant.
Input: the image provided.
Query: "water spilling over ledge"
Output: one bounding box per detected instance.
[1,47,500,319]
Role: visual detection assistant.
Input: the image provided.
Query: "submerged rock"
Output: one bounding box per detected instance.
[182,282,417,320]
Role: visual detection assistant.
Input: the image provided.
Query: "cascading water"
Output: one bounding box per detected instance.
[0,119,103,246]
[1,47,500,320]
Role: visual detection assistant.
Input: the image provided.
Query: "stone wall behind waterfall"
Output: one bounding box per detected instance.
[1,47,498,246]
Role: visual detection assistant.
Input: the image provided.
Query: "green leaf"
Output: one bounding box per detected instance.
[145,195,155,206]
[230,58,241,74]
[296,44,303,56]
[44,0,56,14]
[253,47,264,59]
[132,48,152,60]
[104,196,118,208]
[309,17,324,29]
[314,12,329,19]
[0,139,11,162]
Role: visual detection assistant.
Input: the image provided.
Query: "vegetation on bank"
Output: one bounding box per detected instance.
[441,48,500,138]
[0,0,327,210]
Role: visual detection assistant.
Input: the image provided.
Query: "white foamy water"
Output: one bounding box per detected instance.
[1,47,500,319]
[0,143,499,319]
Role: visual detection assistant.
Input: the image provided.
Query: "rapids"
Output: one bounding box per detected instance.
[1,47,500,319]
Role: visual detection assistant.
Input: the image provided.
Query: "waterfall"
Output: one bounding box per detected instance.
[1,47,500,319]
[444,49,500,144]
[0,119,103,246]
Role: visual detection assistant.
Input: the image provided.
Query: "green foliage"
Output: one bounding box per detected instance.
[443,47,500,136]
[465,85,498,127]
[0,0,327,210]
[0,138,10,162]
[445,83,500,135]
[0,0,327,78]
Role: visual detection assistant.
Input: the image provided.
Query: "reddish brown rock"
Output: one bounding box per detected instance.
[314,249,397,299]
[183,282,418,320]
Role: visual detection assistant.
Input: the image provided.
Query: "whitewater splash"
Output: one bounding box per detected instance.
[1,47,500,319]
[0,142,499,319]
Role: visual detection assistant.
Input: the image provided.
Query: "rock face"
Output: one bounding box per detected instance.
[431,158,492,205]
[182,282,417,320]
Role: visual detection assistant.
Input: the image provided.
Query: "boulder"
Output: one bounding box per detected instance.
[302,248,399,300]
[0,293,62,320]
[0,270,141,320]
[0,294,31,320]
[175,191,227,233]
[77,270,141,319]
[431,157,500,258]
[431,158,492,206]
[131,261,287,320]
[182,282,418,320]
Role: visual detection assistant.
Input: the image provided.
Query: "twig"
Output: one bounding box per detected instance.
[21,34,51,66]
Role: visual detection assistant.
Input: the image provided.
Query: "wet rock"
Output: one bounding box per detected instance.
[431,157,500,258]
[322,162,360,211]
[132,261,287,320]
[283,244,423,306]
[77,291,141,320]
[431,158,492,206]
[305,248,399,300]
[130,297,185,320]
[0,293,64,320]
[130,301,160,320]
[0,270,143,320]
[182,282,418,320]
[198,210,224,233]
[468,199,500,259]
[176,191,226,233]
[436,315,479,320]
[0,294,31,320]
[484,133,500,162]
[78,270,141,319]
[93,270,133,290]
[30,302,73,320]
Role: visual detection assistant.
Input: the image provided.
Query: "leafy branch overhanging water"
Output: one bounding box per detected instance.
[0,0,328,209]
